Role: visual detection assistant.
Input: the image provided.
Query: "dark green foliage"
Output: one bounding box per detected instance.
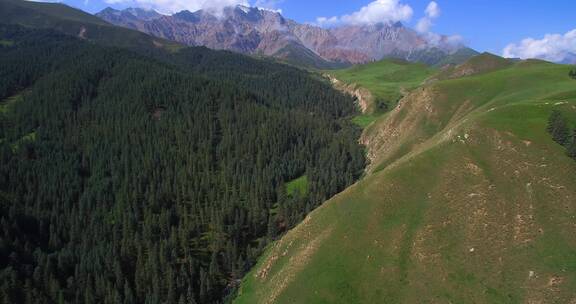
[567,129,576,160]
[0,25,365,304]
[375,99,389,113]
[569,68,576,79]
[0,0,181,52]
[547,110,570,145]
[547,110,576,161]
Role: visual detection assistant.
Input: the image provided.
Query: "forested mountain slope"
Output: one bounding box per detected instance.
[0,0,345,99]
[235,55,576,303]
[0,0,181,52]
[0,24,365,303]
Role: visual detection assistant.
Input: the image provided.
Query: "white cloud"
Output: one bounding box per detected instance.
[425,1,439,18]
[413,1,463,51]
[316,16,340,27]
[416,1,439,33]
[415,18,431,33]
[316,0,413,27]
[104,0,248,14]
[503,29,576,63]
[254,0,283,13]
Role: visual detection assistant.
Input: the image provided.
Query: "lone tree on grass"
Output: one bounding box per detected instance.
[567,129,576,159]
[547,110,570,146]
[570,68,576,79]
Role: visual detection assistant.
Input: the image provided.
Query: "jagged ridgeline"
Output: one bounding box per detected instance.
[0,24,365,303]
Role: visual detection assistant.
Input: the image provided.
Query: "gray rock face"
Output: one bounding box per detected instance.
[96,5,470,66]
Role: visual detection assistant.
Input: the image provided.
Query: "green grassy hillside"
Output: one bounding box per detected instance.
[235,56,576,303]
[432,47,480,68]
[431,52,514,82]
[329,59,435,107]
[326,59,435,127]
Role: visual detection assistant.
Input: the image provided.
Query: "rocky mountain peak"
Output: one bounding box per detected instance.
[172,10,207,23]
[124,7,162,21]
[96,5,474,68]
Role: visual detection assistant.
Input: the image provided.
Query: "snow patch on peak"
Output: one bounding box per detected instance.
[257,7,282,14]
[237,5,252,14]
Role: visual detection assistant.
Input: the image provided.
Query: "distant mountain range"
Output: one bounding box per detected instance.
[97,6,478,68]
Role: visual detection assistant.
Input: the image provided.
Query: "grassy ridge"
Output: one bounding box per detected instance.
[328,59,435,109]
[235,57,576,303]
[326,59,434,129]
[365,58,576,173]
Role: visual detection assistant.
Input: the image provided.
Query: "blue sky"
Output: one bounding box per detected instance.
[62,0,576,59]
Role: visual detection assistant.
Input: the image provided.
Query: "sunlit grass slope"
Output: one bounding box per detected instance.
[326,59,435,129]
[235,56,576,304]
[329,59,435,108]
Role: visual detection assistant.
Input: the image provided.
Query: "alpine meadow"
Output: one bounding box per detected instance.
[1,0,575,303]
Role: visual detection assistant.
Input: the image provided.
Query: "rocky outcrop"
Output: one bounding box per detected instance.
[324,74,373,113]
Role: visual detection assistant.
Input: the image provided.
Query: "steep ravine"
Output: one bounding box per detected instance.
[324,74,374,114]
[324,72,430,172]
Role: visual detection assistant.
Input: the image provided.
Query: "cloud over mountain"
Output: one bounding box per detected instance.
[416,1,439,33]
[316,0,413,27]
[103,0,248,14]
[254,0,283,12]
[503,29,576,63]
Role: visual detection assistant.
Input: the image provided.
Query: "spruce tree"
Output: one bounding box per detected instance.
[567,129,576,160]
[548,110,570,145]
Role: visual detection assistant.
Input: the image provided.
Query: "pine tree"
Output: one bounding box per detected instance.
[567,129,576,160]
[547,110,570,145]
[123,280,135,304]
[186,285,198,304]
[267,215,278,239]
[178,295,186,304]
